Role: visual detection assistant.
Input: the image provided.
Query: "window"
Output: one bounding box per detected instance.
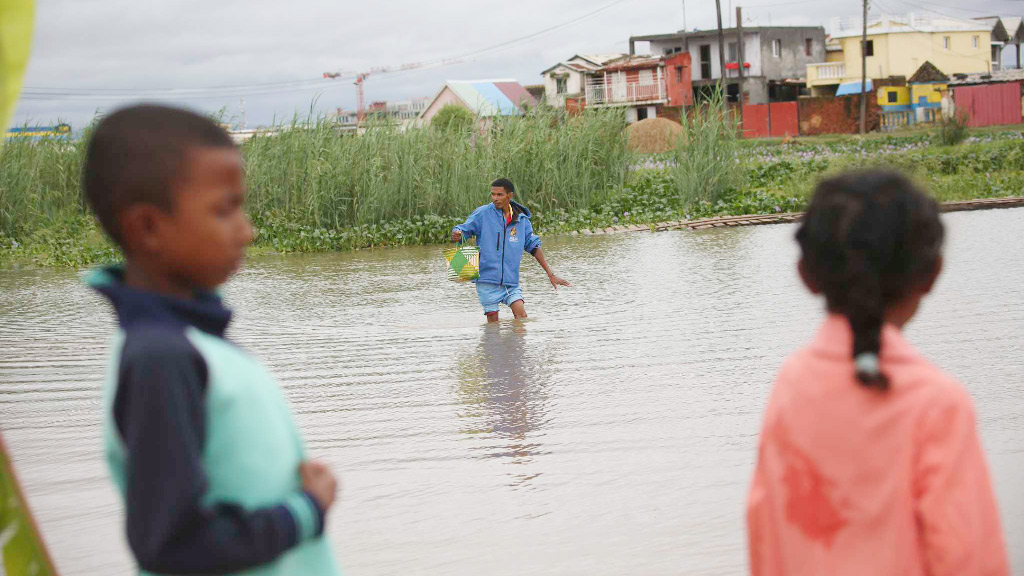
[805,38,813,56]
[727,82,740,103]
[772,39,781,57]
[887,91,898,103]
[864,39,874,56]
[943,36,950,50]
[637,107,648,121]
[700,44,712,79]
[675,65,683,83]
[664,46,682,56]
[728,41,737,62]
[973,35,979,49]
[555,76,567,95]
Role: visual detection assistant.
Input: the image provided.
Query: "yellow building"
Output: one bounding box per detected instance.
[808,14,992,96]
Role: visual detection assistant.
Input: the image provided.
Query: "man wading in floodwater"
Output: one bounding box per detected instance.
[451,178,570,322]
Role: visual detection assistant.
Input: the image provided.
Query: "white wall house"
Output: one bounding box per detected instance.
[645,32,764,81]
[540,54,624,106]
[631,26,826,104]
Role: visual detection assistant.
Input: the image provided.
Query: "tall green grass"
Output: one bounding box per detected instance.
[0,135,86,240]
[1,106,630,258]
[244,106,630,229]
[671,88,744,206]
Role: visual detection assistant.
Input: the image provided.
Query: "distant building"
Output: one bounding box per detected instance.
[419,80,536,124]
[5,123,71,140]
[974,16,1024,70]
[540,54,625,107]
[578,53,694,122]
[386,98,429,120]
[332,108,359,131]
[807,14,991,97]
[630,26,825,104]
[877,61,949,130]
[523,84,546,103]
[974,16,1011,72]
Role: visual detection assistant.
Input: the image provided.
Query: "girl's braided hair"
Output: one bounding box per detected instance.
[796,171,944,390]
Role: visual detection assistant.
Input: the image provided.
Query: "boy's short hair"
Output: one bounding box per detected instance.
[82,104,236,246]
[490,178,515,195]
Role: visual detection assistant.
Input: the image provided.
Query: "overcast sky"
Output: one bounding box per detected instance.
[12,0,1024,129]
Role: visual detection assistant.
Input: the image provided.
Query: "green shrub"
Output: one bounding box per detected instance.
[431,104,475,134]
[935,108,970,146]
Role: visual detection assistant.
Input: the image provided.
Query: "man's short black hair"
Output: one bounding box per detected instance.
[82,104,236,246]
[490,178,515,195]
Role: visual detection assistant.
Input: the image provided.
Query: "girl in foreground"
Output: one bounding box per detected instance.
[747,171,1008,576]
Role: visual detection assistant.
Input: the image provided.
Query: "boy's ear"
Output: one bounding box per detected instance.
[119,204,169,254]
[797,258,821,294]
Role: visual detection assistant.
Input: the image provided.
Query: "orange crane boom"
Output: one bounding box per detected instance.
[323,58,460,123]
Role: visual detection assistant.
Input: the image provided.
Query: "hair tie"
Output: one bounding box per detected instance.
[854,352,880,376]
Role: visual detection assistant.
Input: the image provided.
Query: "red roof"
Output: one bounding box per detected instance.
[600,56,663,72]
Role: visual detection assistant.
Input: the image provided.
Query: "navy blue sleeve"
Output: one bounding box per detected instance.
[114,327,325,575]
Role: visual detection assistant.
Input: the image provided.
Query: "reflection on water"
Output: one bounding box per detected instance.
[0,208,1022,576]
[455,322,550,469]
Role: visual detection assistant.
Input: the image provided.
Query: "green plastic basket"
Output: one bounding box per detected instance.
[443,242,480,282]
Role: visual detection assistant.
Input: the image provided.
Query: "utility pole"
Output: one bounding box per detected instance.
[682,0,689,52]
[716,0,726,95]
[737,6,745,125]
[860,0,868,134]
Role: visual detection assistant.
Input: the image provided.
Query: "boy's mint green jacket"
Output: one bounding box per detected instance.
[88,266,340,576]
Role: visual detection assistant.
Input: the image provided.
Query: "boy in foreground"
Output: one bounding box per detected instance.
[84,105,340,575]
[451,178,570,322]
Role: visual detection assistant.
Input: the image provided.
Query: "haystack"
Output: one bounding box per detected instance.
[626,117,683,154]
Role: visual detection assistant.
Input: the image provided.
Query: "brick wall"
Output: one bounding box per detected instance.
[658,105,683,123]
[565,97,585,117]
[799,94,881,135]
[665,52,694,107]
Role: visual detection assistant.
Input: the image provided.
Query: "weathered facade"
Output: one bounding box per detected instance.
[629,26,825,105]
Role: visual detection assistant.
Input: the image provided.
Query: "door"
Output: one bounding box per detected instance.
[637,106,649,121]
[612,72,627,102]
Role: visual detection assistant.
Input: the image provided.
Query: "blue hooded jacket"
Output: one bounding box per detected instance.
[453,200,541,287]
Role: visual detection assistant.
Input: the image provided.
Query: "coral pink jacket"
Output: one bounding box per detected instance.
[748,315,1008,576]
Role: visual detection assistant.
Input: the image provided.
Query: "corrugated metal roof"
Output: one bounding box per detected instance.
[949,68,1024,85]
[442,80,535,116]
[601,55,663,71]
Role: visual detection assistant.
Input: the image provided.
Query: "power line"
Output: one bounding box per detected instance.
[741,0,827,9]
[22,0,636,102]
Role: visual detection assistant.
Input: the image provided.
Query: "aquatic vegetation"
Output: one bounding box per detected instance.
[3,110,1024,267]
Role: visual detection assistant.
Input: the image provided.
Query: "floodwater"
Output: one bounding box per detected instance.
[1,209,1022,575]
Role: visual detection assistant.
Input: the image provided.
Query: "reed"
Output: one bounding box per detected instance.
[670,88,745,206]
[243,106,631,229]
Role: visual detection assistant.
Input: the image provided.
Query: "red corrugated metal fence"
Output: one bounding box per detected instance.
[742,102,799,138]
[742,104,771,138]
[952,83,1022,127]
[769,102,799,138]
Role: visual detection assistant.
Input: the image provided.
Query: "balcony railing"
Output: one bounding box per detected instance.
[585,79,667,106]
[807,62,846,85]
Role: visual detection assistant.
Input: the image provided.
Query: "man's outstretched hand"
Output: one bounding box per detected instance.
[451,229,463,242]
[548,274,571,289]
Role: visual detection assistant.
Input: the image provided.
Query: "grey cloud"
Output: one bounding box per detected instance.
[13,0,1019,129]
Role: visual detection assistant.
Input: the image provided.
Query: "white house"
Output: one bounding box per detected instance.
[540,54,625,107]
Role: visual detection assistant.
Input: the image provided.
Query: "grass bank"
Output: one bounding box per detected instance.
[3,108,1024,268]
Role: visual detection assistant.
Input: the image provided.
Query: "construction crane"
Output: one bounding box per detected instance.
[323,59,460,123]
